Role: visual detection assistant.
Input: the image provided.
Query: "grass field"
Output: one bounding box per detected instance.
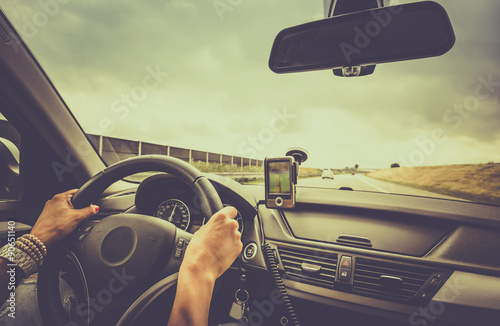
[298,166,322,177]
[190,161,263,173]
[367,163,500,205]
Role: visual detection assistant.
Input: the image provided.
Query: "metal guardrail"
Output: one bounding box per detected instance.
[86,134,264,168]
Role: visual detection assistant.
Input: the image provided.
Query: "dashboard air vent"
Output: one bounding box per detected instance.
[353,258,433,302]
[278,247,337,288]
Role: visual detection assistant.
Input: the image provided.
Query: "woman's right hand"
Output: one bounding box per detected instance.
[180,206,243,282]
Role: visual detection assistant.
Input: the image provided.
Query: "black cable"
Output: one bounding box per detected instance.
[262,244,300,326]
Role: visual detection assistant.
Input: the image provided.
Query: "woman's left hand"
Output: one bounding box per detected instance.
[30,189,99,247]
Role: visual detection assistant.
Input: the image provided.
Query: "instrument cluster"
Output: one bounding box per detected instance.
[154,198,244,234]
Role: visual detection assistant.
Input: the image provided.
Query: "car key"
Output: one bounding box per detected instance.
[229,271,249,322]
[229,298,246,321]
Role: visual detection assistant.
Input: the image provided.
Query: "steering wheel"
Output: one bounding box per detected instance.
[38,155,224,326]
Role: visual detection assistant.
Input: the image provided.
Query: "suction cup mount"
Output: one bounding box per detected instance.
[285,147,309,165]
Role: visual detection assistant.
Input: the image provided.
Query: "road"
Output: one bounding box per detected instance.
[298,174,459,200]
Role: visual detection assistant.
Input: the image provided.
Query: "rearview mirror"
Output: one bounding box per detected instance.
[269,1,455,74]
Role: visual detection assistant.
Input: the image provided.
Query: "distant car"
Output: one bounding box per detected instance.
[322,169,334,179]
[351,172,355,175]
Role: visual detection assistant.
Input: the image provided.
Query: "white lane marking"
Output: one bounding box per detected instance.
[355,175,388,193]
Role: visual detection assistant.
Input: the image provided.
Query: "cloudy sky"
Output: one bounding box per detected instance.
[1,0,499,169]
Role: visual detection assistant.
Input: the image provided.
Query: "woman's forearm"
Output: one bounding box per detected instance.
[167,266,216,326]
[167,206,242,325]
[167,267,215,326]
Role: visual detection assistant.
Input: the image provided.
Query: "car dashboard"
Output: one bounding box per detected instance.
[130,174,251,235]
[94,173,500,326]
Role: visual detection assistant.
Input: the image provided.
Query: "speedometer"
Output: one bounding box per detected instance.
[154,199,191,231]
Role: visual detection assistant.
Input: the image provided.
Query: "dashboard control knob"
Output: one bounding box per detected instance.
[243,242,258,260]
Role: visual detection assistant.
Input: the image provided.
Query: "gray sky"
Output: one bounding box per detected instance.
[1,0,499,169]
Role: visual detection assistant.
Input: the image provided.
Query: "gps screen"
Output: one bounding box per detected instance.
[268,161,291,194]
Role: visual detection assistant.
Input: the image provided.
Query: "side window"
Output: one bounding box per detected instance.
[0,113,20,201]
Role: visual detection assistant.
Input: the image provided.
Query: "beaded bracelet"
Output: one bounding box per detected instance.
[15,234,48,268]
[16,238,43,263]
[16,239,42,263]
[14,241,39,263]
[23,234,47,258]
[15,241,42,266]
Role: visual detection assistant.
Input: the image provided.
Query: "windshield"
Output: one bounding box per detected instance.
[1,1,499,205]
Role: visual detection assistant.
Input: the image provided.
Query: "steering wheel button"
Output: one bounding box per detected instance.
[174,248,183,259]
[177,238,185,248]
